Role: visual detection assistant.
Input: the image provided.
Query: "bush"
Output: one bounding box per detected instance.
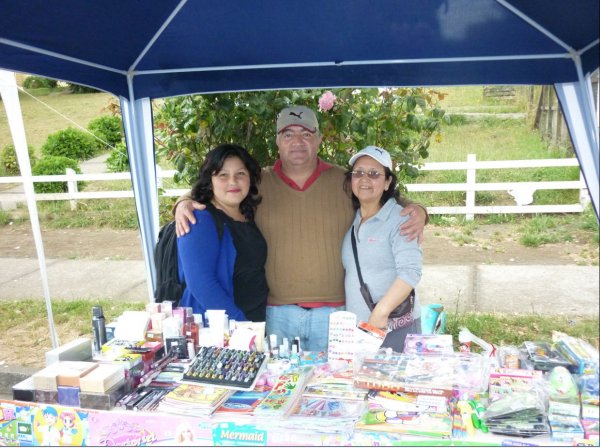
[88,116,123,150]
[0,144,37,175]
[68,83,100,94]
[23,76,57,90]
[106,142,129,172]
[32,156,84,193]
[41,128,98,160]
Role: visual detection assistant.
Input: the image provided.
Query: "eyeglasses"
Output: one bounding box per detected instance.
[351,170,384,179]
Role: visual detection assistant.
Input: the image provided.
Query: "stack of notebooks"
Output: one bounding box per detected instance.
[253,366,313,418]
[157,383,232,417]
[214,390,270,417]
[355,388,452,438]
[302,362,366,402]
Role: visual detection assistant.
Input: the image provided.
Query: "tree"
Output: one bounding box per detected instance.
[154,88,447,186]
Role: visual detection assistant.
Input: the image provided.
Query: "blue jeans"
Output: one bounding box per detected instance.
[266,304,345,353]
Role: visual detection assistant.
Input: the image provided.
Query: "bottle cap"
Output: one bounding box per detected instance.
[92,305,104,318]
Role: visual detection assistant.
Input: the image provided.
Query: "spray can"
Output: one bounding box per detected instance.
[91,305,107,353]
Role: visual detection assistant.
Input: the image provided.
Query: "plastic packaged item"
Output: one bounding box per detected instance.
[499,345,521,369]
[421,304,446,334]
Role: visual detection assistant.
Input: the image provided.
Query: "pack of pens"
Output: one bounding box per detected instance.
[182,346,267,391]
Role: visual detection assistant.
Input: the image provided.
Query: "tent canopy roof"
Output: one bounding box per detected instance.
[1,0,598,99]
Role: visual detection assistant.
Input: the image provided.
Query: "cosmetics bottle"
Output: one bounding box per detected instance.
[184,316,199,357]
[290,345,300,367]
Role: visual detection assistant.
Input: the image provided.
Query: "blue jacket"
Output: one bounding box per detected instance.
[176,209,246,321]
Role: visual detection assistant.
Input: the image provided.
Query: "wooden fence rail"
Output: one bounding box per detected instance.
[0,156,588,220]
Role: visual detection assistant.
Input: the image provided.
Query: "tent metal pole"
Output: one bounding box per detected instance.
[134,52,569,76]
[555,77,600,219]
[0,70,59,348]
[0,38,125,76]
[129,0,188,72]
[121,76,159,302]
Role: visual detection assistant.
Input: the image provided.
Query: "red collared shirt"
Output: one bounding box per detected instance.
[270,157,345,309]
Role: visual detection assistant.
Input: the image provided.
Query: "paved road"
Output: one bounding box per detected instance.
[0,256,598,317]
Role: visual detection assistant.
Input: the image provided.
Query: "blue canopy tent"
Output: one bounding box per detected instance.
[1,1,598,347]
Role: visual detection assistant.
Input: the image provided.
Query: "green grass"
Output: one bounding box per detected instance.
[0,299,146,354]
[426,209,598,250]
[0,209,11,225]
[408,117,581,209]
[581,206,600,244]
[1,299,596,366]
[518,214,584,247]
[0,90,115,151]
[425,119,573,163]
[437,86,530,113]
[446,311,599,350]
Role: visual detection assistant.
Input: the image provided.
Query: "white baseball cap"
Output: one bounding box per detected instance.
[349,146,392,170]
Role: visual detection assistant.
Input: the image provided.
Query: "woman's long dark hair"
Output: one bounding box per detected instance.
[343,164,400,210]
[191,144,262,221]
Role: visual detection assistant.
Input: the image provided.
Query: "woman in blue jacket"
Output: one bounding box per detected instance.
[177,144,268,322]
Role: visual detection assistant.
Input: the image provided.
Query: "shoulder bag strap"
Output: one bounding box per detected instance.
[350,225,365,288]
[351,226,376,311]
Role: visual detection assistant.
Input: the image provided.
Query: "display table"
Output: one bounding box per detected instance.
[0,399,573,446]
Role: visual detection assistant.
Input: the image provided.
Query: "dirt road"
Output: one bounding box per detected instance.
[0,222,597,266]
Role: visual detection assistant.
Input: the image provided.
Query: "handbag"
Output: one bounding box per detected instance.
[351,226,415,322]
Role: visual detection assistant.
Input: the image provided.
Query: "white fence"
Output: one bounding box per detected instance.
[405,154,588,219]
[0,156,589,219]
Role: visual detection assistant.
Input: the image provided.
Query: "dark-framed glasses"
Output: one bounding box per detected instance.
[351,170,384,179]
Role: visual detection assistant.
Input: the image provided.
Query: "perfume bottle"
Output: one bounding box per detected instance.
[184,315,199,356]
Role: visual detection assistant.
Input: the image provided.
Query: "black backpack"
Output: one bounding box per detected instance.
[154,205,224,307]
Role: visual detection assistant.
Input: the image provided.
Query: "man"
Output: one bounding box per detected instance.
[174,105,427,352]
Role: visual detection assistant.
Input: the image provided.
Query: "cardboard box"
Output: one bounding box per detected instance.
[31,364,61,391]
[34,389,58,404]
[57,385,80,407]
[80,363,125,393]
[12,376,36,402]
[79,380,128,410]
[56,361,98,387]
[45,337,92,366]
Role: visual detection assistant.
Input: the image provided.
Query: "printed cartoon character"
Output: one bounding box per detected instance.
[364,410,421,425]
[59,410,78,445]
[35,406,61,446]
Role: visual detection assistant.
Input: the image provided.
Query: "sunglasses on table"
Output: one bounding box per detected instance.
[350,170,385,179]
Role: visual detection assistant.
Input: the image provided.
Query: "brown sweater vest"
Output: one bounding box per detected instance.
[256,166,354,305]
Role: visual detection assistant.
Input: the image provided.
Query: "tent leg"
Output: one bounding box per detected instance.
[120,95,159,302]
[0,70,59,348]
[555,80,600,219]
